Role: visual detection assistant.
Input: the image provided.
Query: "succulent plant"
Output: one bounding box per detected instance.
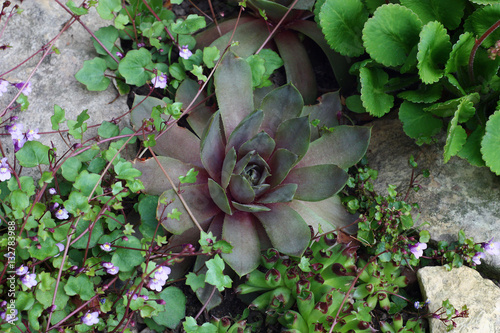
[380,314,424,333]
[131,51,370,276]
[196,0,354,104]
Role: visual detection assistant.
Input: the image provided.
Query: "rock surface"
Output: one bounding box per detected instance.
[418,266,500,333]
[0,0,130,172]
[366,117,500,275]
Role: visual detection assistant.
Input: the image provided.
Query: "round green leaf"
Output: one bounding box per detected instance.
[319,0,368,57]
[64,275,95,301]
[363,4,422,67]
[400,0,466,30]
[445,32,475,75]
[111,236,145,272]
[417,21,452,84]
[464,4,500,48]
[397,83,443,103]
[92,26,119,55]
[75,57,110,91]
[118,48,153,86]
[399,101,443,145]
[15,141,50,168]
[360,67,394,117]
[481,110,500,175]
[154,286,186,328]
[443,110,467,163]
[96,0,121,20]
[72,219,104,249]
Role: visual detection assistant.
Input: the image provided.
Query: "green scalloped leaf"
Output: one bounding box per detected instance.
[399,101,443,145]
[362,4,422,67]
[469,0,500,3]
[443,110,468,163]
[457,126,486,167]
[360,67,394,117]
[319,0,368,57]
[397,84,442,103]
[417,21,452,84]
[424,93,479,119]
[481,110,500,174]
[75,58,110,91]
[445,32,475,75]
[464,4,500,48]
[400,0,466,30]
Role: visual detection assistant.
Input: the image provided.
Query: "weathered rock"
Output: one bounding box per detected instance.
[366,117,500,275]
[418,266,500,333]
[0,0,130,174]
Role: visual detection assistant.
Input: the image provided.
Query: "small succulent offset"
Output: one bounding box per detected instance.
[132,51,370,276]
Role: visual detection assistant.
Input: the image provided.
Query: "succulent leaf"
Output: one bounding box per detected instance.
[208,20,268,58]
[158,185,219,235]
[226,110,264,153]
[231,202,271,213]
[214,52,254,138]
[133,156,208,196]
[254,203,311,257]
[298,126,371,169]
[267,149,299,187]
[285,164,348,201]
[200,112,225,182]
[229,174,256,204]
[175,78,213,138]
[257,184,298,204]
[239,132,276,160]
[221,147,237,189]
[260,84,304,137]
[208,179,232,215]
[221,212,261,276]
[275,116,311,161]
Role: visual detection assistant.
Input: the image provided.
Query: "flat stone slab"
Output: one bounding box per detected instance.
[418,266,500,333]
[366,118,500,275]
[0,0,129,169]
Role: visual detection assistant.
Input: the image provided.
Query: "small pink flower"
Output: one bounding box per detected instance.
[26,128,40,141]
[151,72,167,89]
[483,238,500,256]
[21,273,38,288]
[55,207,69,220]
[16,265,28,276]
[0,157,11,182]
[154,266,171,281]
[14,81,32,95]
[472,252,485,265]
[100,242,112,252]
[148,277,166,292]
[409,242,427,259]
[49,188,57,195]
[0,80,8,96]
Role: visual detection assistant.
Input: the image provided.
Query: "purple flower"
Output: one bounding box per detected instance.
[483,238,500,256]
[26,128,40,141]
[102,262,114,269]
[148,277,166,292]
[106,265,120,275]
[6,123,23,136]
[49,188,57,195]
[179,45,192,59]
[12,135,26,151]
[14,81,31,95]
[81,311,99,325]
[54,243,65,257]
[21,273,37,288]
[116,51,124,59]
[154,266,171,281]
[55,207,69,220]
[16,265,28,276]
[472,252,485,265]
[1,309,18,322]
[100,242,112,252]
[409,242,427,259]
[137,42,145,48]
[0,157,11,182]
[151,72,167,89]
[0,80,8,96]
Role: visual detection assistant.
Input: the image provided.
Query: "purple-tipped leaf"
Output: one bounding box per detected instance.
[214,52,254,139]
[253,203,310,257]
[158,185,220,235]
[226,110,263,153]
[208,178,232,215]
[221,212,261,276]
[260,84,304,137]
[288,195,358,234]
[274,116,310,160]
[239,132,276,161]
[267,149,298,187]
[200,112,225,182]
[221,147,237,189]
[274,31,317,105]
[133,156,208,196]
[284,164,348,201]
[256,183,297,204]
[229,174,255,204]
[297,126,371,169]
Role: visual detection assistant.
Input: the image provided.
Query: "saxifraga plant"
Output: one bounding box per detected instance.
[131,50,371,276]
[316,0,500,174]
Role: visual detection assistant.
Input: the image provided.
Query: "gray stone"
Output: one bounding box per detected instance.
[418,266,500,333]
[0,0,130,175]
[366,118,500,275]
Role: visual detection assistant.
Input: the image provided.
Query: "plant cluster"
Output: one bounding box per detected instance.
[316,0,500,174]
[1,0,499,332]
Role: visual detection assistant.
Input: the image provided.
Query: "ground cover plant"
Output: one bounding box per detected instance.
[0,1,499,332]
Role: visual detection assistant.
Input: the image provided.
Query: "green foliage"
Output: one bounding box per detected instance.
[316,0,500,173]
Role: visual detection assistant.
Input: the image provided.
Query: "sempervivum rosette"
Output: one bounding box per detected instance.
[132,52,370,276]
